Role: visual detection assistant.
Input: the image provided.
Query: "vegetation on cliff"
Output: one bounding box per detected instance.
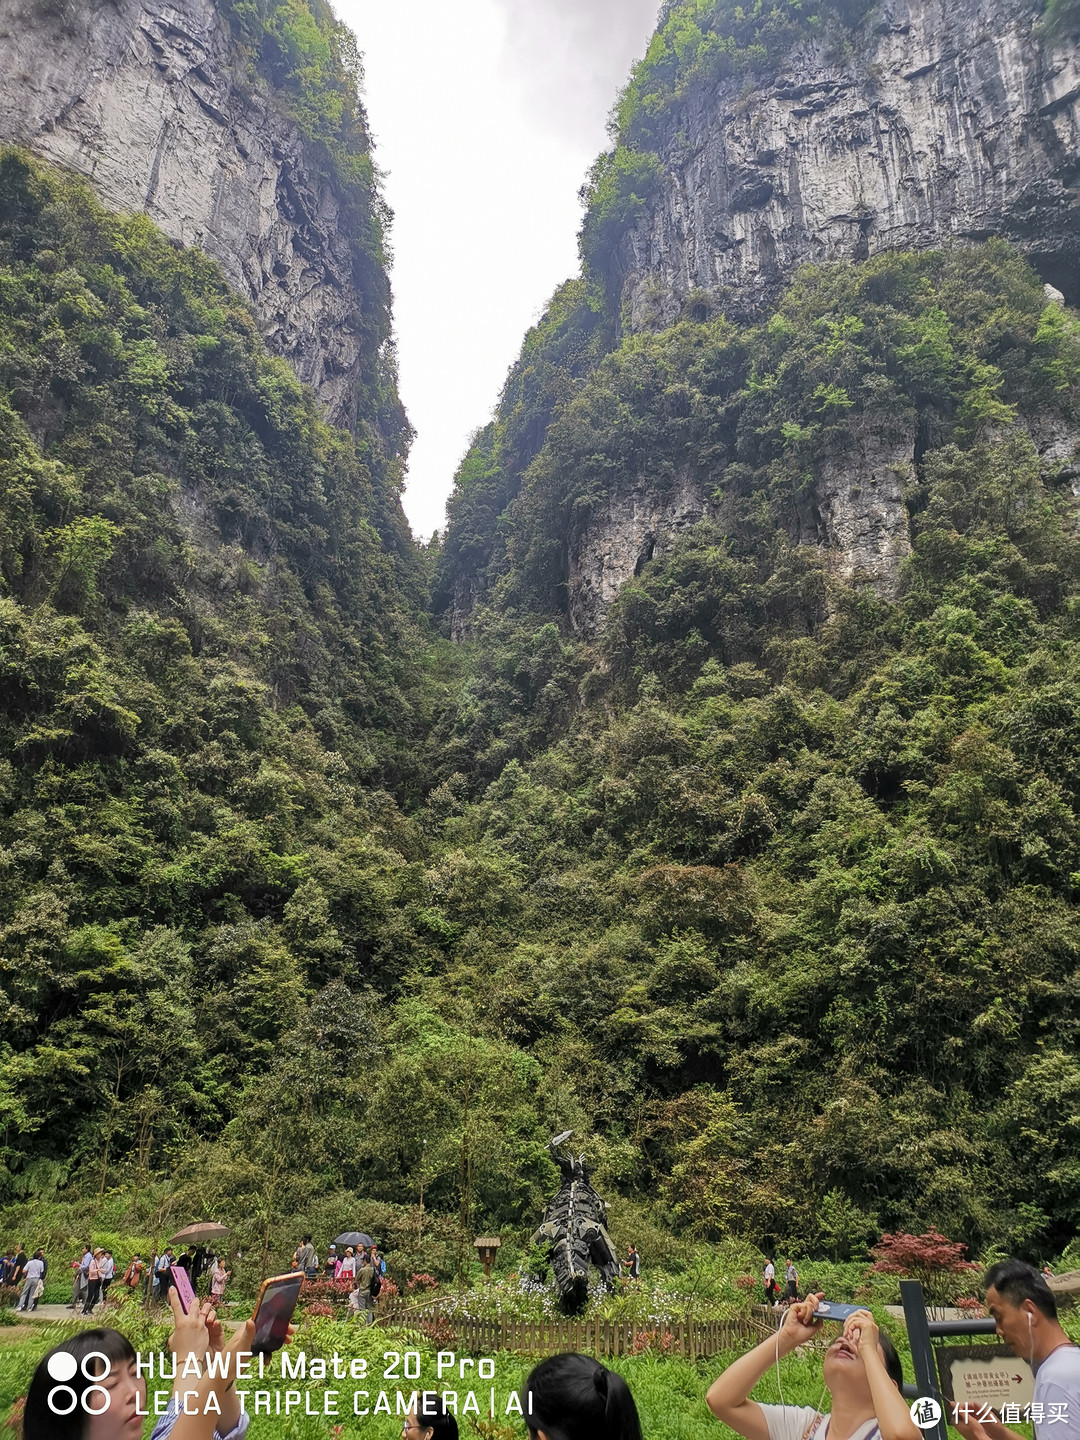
[429,242,1080,1261]
[3,140,1080,1274]
[0,151,465,1227]
[220,0,407,461]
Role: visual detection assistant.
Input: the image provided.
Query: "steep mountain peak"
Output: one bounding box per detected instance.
[437,0,1080,639]
[0,0,402,442]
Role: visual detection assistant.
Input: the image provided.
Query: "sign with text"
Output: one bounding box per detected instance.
[936,1345,1034,1414]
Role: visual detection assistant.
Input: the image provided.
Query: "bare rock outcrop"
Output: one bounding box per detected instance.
[566,416,917,634]
[568,471,707,634]
[816,413,915,598]
[0,0,373,429]
[616,0,1080,331]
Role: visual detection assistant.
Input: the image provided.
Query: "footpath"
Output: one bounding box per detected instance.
[7,1302,243,1329]
[8,1303,83,1323]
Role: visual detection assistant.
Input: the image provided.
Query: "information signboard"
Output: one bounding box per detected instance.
[936,1345,1035,1414]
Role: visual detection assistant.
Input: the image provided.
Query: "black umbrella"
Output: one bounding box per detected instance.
[332,1231,375,1248]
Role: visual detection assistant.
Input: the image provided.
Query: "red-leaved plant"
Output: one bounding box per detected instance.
[418,1313,456,1347]
[870,1230,980,1310]
[406,1272,439,1293]
[630,1328,678,1355]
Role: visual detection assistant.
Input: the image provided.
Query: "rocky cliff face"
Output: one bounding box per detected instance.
[0,0,369,430]
[568,472,707,633]
[560,0,1080,633]
[616,0,1080,331]
[564,413,918,633]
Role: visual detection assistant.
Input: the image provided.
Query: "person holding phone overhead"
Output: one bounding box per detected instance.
[23,1327,146,1440]
[707,1294,920,1440]
[19,1283,294,1440]
[151,1285,297,1439]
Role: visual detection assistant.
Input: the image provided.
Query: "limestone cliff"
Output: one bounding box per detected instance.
[616,0,1080,331]
[0,0,380,431]
[564,410,919,633]
[436,0,1080,641]
[568,472,708,634]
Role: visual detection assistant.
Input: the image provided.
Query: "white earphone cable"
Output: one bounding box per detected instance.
[774,1306,831,1420]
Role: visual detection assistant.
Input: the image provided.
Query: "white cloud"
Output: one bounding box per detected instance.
[340,0,660,539]
[494,0,662,140]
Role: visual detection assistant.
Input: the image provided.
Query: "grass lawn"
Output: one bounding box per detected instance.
[0,1297,1052,1440]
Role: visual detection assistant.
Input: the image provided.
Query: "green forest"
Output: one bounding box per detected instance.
[2,112,1080,1286]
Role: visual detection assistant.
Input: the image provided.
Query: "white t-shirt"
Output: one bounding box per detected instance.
[23,1259,45,1282]
[1034,1344,1080,1440]
[765,1263,776,1282]
[760,1406,879,1440]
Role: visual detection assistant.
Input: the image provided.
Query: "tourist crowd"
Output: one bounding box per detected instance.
[1,1240,233,1315]
[288,1233,387,1321]
[3,1231,388,1320]
[10,1237,1080,1440]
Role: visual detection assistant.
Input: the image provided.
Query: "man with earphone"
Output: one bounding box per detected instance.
[954,1259,1080,1440]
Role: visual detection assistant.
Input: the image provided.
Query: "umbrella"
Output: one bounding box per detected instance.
[170,1222,230,1246]
[332,1232,375,1249]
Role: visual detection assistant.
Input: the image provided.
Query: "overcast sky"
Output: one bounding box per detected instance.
[338,0,662,538]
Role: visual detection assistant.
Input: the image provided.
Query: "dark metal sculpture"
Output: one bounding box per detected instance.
[531,1130,619,1313]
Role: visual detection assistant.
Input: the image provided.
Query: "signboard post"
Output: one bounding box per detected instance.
[901,1280,949,1440]
[900,1280,1010,1440]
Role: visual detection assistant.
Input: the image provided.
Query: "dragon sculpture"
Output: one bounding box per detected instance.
[531,1130,619,1313]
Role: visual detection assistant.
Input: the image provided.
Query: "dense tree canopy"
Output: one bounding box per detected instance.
[3,142,1080,1270]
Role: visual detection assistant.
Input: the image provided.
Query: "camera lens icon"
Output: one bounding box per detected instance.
[47,1350,112,1415]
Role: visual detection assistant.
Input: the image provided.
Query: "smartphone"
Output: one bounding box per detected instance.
[813,1300,864,1323]
[171,1265,196,1315]
[251,1272,303,1355]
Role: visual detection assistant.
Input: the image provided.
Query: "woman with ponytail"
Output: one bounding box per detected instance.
[521,1353,643,1440]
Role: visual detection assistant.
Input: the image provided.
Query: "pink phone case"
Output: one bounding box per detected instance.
[171,1264,196,1314]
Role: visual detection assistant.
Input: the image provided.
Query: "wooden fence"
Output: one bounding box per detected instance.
[376,1303,769,1360]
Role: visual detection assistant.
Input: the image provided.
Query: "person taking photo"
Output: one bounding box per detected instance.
[954,1259,1080,1440]
[707,1293,920,1440]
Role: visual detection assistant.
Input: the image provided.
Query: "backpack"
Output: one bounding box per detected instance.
[369,1269,382,1298]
